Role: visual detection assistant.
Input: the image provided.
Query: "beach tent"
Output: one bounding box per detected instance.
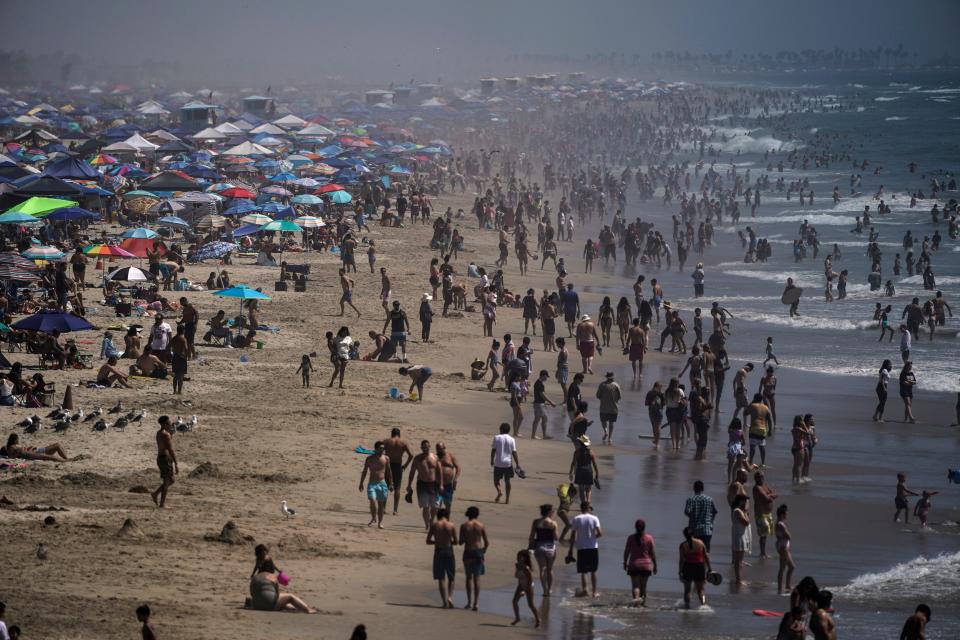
[192,127,227,141]
[273,114,307,129]
[12,175,85,197]
[222,141,274,156]
[41,156,99,180]
[122,133,160,152]
[140,171,196,191]
[249,123,285,136]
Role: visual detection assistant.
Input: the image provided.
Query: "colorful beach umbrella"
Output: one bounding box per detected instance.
[219,187,255,199]
[241,213,273,225]
[213,284,271,300]
[315,183,344,193]
[294,215,325,228]
[46,207,100,222]
[83,244,136,258]
[106,266,153,282]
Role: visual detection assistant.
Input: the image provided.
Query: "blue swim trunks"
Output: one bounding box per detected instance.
[367,479,389,502]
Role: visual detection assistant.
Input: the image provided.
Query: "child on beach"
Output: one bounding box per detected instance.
[894,473,919,523]
[366,241,376,273]
[510,550,540,627]
[556,483,578,541]
[763,337,779,366]
[913,491,939,528]
[296,354,314,388]
[136,604,156,640]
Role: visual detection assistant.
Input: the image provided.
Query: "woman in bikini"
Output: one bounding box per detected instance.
[528,504,559,596]
[597,296,614,348]
[615,297,632,349]
[775,504,795,594]
[1,433,75,461]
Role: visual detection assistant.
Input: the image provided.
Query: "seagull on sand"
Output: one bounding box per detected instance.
[281,500,297,519]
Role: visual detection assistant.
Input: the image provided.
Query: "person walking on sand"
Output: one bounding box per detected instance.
[407,439,443,531]
[491,423,519,504]
[427,508,458,608]
[595,372,621,444]
[338,269,361,317]
[873,359,893,422]
[379,267,392,313]
[531,370,556,439]
[775,504,795,594]
[384,428,413,515]
[899,361,917,423]
[752,471,778,558]
[575,314,601,374]
[436,442,460,510]
[359,440,393,529]
[626,318,646,380]
[460,506,489,611]
[623,518,657,606]
[566,501,603,598]
[684,480,718,551]
[150,416,178,508]
[510,550,541,627]
[529,504,560,596]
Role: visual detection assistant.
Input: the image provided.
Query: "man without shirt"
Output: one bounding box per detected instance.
[427,508,458,609]
[459,506,489,611]
[384,428,413,515]
[408,439,443,531]
[360,440,393,529]
[436,442,461,511]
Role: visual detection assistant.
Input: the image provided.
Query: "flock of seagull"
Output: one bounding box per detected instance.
[16,400,198,434]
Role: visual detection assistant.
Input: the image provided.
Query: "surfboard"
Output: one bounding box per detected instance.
[753,609,783,617]
[781,287,803,305]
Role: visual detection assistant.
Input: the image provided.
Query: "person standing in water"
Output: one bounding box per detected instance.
[783,278,801,318]
[775,504,795,595]
[622,518,657,606]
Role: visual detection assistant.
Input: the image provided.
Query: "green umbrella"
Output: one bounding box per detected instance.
[5,196,78,216]
[122,190,159,199]
[259,219,302,233]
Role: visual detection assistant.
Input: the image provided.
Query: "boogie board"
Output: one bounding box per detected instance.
[753,609,783,617]
[781,287,803,305]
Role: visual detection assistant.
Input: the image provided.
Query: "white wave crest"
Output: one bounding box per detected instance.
[885,116,909,121]
[874,96,900,102]
[835,552,960,601]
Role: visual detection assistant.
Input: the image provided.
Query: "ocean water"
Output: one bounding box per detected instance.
[545,69,960,639]
[625,70,960,395]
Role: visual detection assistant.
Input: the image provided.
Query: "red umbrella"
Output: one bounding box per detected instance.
[120,238,168,258]
[315,184,344,194]
[219,187,256,199]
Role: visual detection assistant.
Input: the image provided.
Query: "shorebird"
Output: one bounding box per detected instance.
[83,407,102,422]
[281,500,297,519]
[108,400,124,414]
[92,420,109,432]
[45,405,63,418]
[69,409,84,422]
[52,420,71,433]
[36,542,47,561]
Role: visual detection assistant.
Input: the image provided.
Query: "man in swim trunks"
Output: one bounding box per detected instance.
[384,428,413,515]
[575,314,601,374]
[459,505,489,611]
[97,357,132,388]
[383,301,410,363]
[359,440,393,529]
[625,318,647,381]
[733,363,754,421]
[150,416,177,508]
[407,439,443,531]
[560,283,580,337]
[436,442,461,510]
[427,508,458,608]
[747,393,771,467]
[752,471,778,558]
[339,268,361,318]
[379,267,392,312]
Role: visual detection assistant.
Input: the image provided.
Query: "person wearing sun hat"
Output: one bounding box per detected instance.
[569,434,600,503]
[575,314,601,374]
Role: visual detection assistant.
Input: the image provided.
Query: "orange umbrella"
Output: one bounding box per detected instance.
[120,238,167,258]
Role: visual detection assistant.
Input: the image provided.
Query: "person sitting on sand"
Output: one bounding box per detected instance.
[97,356,132,388]
[135,347,167,379]
[1,433,76,461]
[248,558,316,614]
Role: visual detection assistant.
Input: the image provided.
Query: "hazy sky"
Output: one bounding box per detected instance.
[4,0,958,85]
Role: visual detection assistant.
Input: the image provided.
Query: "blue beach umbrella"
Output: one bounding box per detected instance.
[120,227,158,239]
[329,190,352,204]
[12,309,95,333]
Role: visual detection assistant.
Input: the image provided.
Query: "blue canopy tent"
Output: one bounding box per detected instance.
[46,206,101,222]
[41,156,99,180]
